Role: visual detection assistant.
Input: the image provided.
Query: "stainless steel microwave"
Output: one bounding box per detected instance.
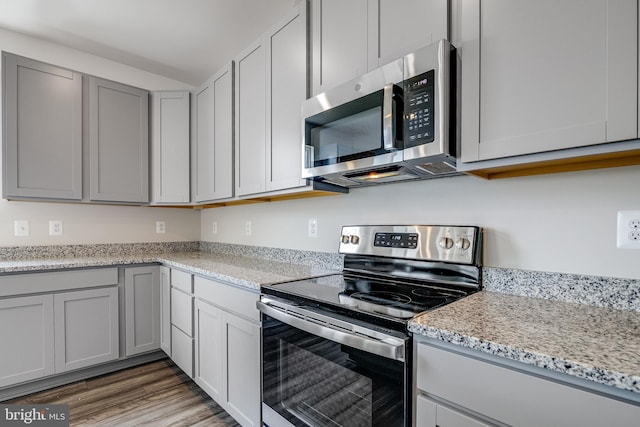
[302,39,458,188]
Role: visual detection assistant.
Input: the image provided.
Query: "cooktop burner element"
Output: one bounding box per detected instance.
[261,225,482,331]
[349,291,412,305]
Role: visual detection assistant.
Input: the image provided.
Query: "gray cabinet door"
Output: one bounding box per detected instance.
[376,0,448,67]
[0,295,55,387]
[2,53,82,200]
[235,41,267,197]
[266,5,308,192]
[456,0,637,163]
[311,0,370,95]
[194,299,223,402]
[54,287,119,373]
[151,91,190,204]
[124,266,161,356]
[192,64,234,203]
[221,311,261,427]
[89,77,149,203]
[159,266,171,356]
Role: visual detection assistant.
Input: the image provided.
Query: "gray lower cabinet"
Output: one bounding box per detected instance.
[159,266,171,356]
[89,77,149,203]
[194,276,261,427]
[194,299,222,401]
[2,52,82,200]
[0,295,55,387]
[53,287,119,373]
[415,341,640,426]
[124,266,161,356]
[169,269,194,377]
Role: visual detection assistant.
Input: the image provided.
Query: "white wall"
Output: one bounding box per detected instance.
[0,28,200,246]
[201,165,640,280]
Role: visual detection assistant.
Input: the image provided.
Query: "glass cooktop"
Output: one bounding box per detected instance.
[262,273,470,322]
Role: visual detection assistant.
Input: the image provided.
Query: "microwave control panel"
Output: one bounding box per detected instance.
[404,69,435,148]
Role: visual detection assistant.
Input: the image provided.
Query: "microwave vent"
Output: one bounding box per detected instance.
[415,161,457,175]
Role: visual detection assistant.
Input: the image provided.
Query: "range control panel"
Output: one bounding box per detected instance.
[339,225,480,265]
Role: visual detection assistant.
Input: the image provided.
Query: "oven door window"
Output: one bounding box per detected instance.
[262,315,406,427]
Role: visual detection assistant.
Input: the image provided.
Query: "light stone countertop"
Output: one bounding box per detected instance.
[408,291,640,395]
[0,251,340,291]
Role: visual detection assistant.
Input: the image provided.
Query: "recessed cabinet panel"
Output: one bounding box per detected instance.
[2,53,82,200]
[222,311,261,427]
[311,0,369,95]
[377,0,448,67]
[124,266,160,356]
[192,64,234,203]
[457,0,638,163]
[266,6,308,191]
[194,299,223,402]
[0,295,55,387]
[54,288,119,373]
[235,42,267,196]
[151,91,190,204]
[89,77,149,203]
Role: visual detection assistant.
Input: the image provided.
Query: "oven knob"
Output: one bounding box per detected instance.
[455,238,471,250]
[438,237,454,249]
[341,235,350,244]
[350,235,360,245]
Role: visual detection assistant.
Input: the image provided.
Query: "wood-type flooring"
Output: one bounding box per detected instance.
[8,359,240,426]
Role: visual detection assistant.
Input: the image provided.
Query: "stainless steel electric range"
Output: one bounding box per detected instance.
[258,225,482,427]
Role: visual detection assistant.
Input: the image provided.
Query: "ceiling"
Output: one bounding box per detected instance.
[0,0,296,86]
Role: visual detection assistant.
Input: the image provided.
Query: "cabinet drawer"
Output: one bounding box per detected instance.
[0,268,118,297]
[194,276,260,322]
[170,288,192,336]
[171,269,193,294]
[171,325,193,378]
[416,343,639,427]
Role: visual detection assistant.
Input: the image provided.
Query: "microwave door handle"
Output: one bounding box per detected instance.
[382,84,395,150]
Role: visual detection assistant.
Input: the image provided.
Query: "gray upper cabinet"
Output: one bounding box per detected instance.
[455,0,638,165]
[311,0,369,95]
[236,4,309,197]
[375,0,448,67]
[266,4,308,192]
[151,91,190,205]
[311,0,448,95]
[192,64,234,203]
[2,52,82,200]
[235,41,267,197]
[89,77,149,203]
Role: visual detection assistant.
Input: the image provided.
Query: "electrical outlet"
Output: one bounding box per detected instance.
[617,211,640,249]
[156,221,166,234]
[49,220,63,236]
[212,222,218,234]
[14,220,29,237]
[308,218,318,238]
[245,221,252,236]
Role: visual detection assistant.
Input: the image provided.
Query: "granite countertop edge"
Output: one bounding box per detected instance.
[0,252,340,292]
[408,294,640,395]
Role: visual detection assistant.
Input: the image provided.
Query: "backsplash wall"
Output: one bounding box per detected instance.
[201,165,640,280]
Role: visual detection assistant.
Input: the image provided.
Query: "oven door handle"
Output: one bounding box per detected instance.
[257,300,406,362]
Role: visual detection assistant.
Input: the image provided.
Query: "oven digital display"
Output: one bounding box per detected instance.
[374,232,418,248]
